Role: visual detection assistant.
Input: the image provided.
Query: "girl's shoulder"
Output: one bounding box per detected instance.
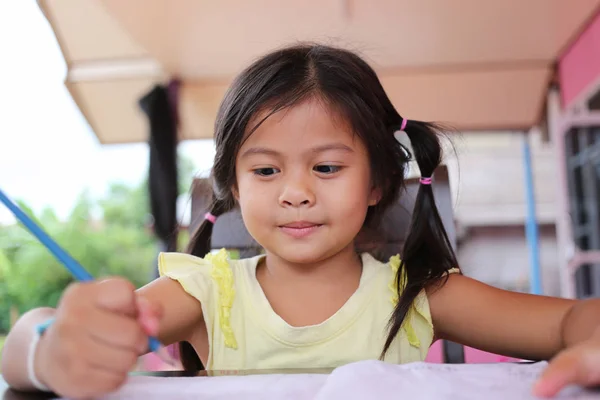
[367,253,460,285]
[157,249,262,352]
[362,252,460,349]
[158,249,258,282]
[157,249,259,305]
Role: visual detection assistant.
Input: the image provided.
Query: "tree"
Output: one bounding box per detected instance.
[0,153,199,333]
[0,192,156,332]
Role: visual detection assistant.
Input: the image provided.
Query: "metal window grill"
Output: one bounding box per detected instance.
[564,124,600,298]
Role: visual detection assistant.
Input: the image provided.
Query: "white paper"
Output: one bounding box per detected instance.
[314,361,593,400]
[97,373,327,400]
[57,361,598,399]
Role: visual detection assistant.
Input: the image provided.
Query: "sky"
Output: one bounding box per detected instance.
[0,0,215,224]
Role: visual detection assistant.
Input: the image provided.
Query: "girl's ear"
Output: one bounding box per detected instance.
[231,185,240,201]
[368,185,382,206]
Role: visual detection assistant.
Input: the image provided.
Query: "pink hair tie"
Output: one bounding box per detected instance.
[420,177,432,185]
[400,118,408,131]
[204,212,217,224]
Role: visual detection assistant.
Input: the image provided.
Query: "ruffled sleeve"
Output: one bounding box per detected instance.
[388,256,460,351]
[158,249,238,349]
[158,252,214,300]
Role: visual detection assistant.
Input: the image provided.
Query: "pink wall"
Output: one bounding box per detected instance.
[425,340,444,363]
[559,10,600,108]
[425,341,519,364]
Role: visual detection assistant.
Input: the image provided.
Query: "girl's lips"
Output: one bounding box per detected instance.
[281,221,320,229]
[279,223,322,238]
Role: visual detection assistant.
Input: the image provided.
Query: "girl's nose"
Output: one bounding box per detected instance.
[278,179,316,208]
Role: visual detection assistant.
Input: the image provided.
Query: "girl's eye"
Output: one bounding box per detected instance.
[314,165,341,174]
[253,167,279,177]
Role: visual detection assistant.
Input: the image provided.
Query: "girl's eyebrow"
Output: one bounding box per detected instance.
[310,143,355,154]
[240,143,354,159]
[240,147,280,159]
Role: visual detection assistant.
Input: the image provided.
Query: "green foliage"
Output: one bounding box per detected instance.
[0,153,198,334]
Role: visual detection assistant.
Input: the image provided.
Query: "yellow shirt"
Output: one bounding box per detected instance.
[159,249,451,370]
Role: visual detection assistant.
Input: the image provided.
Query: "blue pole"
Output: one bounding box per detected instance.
[523,132,543,295]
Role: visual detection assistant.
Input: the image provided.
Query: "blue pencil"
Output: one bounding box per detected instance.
[0,188,178,366]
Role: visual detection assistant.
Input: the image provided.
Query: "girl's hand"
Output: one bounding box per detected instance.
[533,334,600,397]
[34,278,162,399]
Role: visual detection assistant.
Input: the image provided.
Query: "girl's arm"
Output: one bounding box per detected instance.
[558,297,600,348]
[427,274,577,361]
[427,274,600,397]
[136,276,205,347]
[0,307,57,390]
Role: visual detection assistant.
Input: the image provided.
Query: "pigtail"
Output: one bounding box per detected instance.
[382,119,459,357]
[186,197,229,258]
[179,196,231,372]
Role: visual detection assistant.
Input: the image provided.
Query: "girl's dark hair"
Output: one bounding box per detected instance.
[180,43,459,370]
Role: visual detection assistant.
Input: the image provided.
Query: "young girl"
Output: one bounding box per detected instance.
[2,44,600,399]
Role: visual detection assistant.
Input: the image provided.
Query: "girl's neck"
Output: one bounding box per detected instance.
[260,244,363,285]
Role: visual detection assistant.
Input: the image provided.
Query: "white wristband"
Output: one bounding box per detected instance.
[27,329,51,392]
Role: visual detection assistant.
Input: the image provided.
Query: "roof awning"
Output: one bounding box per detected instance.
[39,0,600,144]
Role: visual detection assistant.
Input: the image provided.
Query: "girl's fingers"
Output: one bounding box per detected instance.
[136,296,162,337]
[533,352,579,397]
[83,335,139,375]
[86,309,148,354]
[94,278,138,317]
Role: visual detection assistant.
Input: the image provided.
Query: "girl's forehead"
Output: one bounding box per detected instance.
[241,99,362,152]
